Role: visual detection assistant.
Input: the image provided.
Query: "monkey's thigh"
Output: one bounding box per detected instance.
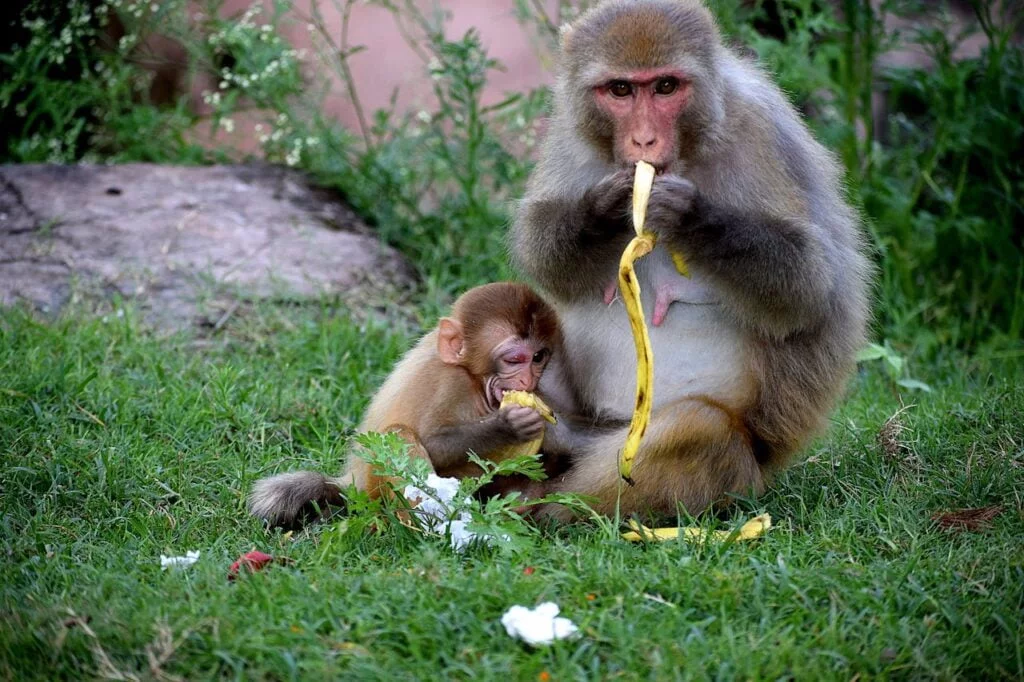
[545,397,765,520]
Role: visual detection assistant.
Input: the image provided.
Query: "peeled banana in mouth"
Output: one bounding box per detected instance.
[491,390,557,462]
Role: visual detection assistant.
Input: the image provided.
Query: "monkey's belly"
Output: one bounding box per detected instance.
[558,288,749,418]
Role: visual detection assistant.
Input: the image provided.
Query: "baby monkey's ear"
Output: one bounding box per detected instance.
[437,317,465,365]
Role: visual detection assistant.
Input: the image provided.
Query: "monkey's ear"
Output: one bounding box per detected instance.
[437,318,465,365]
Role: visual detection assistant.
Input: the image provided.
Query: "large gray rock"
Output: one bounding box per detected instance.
[0,164,415,328]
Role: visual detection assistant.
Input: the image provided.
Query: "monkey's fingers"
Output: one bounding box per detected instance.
[500,390,557,424]
[492,391,555,462]
[617,233,656,483]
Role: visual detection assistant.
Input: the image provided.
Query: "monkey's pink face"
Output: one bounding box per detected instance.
[485,338,551,409]
[594,70,691,169]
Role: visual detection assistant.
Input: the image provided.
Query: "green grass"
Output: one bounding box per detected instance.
[1,301,1021,680]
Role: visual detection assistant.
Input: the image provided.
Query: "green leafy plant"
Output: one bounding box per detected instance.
[857,341,933,393]
[2,0,1021,346]
[352,431,592,552]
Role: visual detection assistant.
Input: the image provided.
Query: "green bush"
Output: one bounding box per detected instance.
[1,0,1021,350]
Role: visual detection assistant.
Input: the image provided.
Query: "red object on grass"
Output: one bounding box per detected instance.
[228,551,276,580]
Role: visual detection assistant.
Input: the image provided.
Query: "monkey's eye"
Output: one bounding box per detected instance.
[608,81,633,98]
[532,349,550,364]
[654,77,679,95]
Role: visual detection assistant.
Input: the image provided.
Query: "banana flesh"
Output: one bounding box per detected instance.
[491,390,557,462]
[631,159,656,232]
[620,513,772,543]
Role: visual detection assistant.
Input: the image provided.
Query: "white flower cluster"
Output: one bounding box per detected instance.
[206,3,301,92]
[18,0,116,66]
[403,474,509,552]
[251,114,317,167]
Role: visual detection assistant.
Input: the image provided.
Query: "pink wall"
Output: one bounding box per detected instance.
[209,0,555,133]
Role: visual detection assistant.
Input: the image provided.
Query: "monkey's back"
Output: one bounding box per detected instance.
[357,331,440,436]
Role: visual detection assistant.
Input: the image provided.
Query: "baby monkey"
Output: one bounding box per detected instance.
[249,282,562,528]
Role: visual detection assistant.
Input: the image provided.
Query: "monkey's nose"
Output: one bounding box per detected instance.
[631,134,657,149]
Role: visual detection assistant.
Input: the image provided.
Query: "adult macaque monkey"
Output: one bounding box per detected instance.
[249,282,562,528]
[512,0,871,519]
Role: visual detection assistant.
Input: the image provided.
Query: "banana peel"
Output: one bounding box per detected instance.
[617,232,655,484]
[617,161,657,483]
[617,161,692,483]
[621,513,772,543]
[490,390,557,461]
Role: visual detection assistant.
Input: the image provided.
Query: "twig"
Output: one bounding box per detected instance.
[339,0,373,149]
[63,610,140,682]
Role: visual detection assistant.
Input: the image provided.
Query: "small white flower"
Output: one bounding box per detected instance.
[501,603,579,646]
[160,550,200,570]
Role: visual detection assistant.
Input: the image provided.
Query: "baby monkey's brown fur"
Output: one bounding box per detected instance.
[249,282,562,528]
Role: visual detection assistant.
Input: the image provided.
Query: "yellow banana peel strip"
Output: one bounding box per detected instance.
[671,251,690,278]
[621,513,773,543]
[618,161,657,483]
[617,234,655,483]
[491,390,557,461]
[617,162,692,481]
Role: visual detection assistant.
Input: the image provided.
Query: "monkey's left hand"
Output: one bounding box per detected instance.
[642,174,703,250]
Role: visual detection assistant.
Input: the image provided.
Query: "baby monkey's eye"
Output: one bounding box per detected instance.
[608,81,633,97]
[532,349,550,364]
[654,77,679,95]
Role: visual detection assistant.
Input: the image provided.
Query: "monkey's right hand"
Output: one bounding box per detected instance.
[497,405,548,442]
[582,169,636,235]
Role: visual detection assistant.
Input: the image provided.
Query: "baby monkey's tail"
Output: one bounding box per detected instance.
[249,471,348,529]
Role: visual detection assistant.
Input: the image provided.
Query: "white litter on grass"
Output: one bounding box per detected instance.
[160,550,200,570]
[501,602,579,646]
[403,474,508,552]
